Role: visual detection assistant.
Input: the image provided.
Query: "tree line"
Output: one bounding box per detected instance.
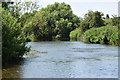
[70,10,120,46]
[21,2,80,41]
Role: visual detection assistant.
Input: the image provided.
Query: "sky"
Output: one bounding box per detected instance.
[11,0,119,18]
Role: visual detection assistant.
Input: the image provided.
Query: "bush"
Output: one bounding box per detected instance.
[70,27,82,40]
[84,26,118,45]
[2,8,30,65]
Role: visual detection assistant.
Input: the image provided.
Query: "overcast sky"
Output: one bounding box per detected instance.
[38,0,118,18]
[11,0,119,17]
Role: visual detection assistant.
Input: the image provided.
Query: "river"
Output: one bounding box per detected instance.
[2,41,118,78]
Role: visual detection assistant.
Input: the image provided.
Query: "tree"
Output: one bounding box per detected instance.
[4,2,40,18]
[79,10,104,32]
[21,2,40,14]
[80,20,89,32]
[2,1,14,10]
[30,2,80,41]
[31,12,48,41]
[111,15,120,26]
[85,10,104,28]
[2,8,30,65]
[106,14,110,19]
[55,18,72,40]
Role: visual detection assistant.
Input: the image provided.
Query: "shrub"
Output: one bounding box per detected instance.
[2,8,30,65]
[70,27,82,40]
[84,26,118,45]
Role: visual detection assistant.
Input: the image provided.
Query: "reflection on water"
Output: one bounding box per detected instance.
[2,41,118,78]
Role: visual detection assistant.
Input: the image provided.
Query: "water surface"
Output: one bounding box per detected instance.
[2,41,118,78]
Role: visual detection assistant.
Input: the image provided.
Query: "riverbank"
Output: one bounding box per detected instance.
[70,25,119,46]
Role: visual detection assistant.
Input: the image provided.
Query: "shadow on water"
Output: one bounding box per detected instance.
[2,50,46,78]
[2,58,26,78]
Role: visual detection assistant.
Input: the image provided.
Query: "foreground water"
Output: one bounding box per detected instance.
[2,41,118,78]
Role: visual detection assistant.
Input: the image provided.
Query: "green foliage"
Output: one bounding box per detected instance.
[106,14,110,19]
[20,11,37,41]
[22,2,40,13]
[31,12,48,41]
[85,11,104,28]
[18,2,39,41]
[20,11,37,27]
[104,18,113,26]
[2,2,14,10]
[70,28,82,40]
[105,16,120,26]
[81,10,104,30]
[8,2,22,18]
[84,26,118,45]
[70,10,105,41]
[69,10,120,46]
[111,16,120,26]
[79,20,89,32]
[2,2,40,19]
[30,2,80,41]
[2,8,30,65]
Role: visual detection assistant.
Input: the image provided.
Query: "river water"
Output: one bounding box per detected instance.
[2,41,118,78]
